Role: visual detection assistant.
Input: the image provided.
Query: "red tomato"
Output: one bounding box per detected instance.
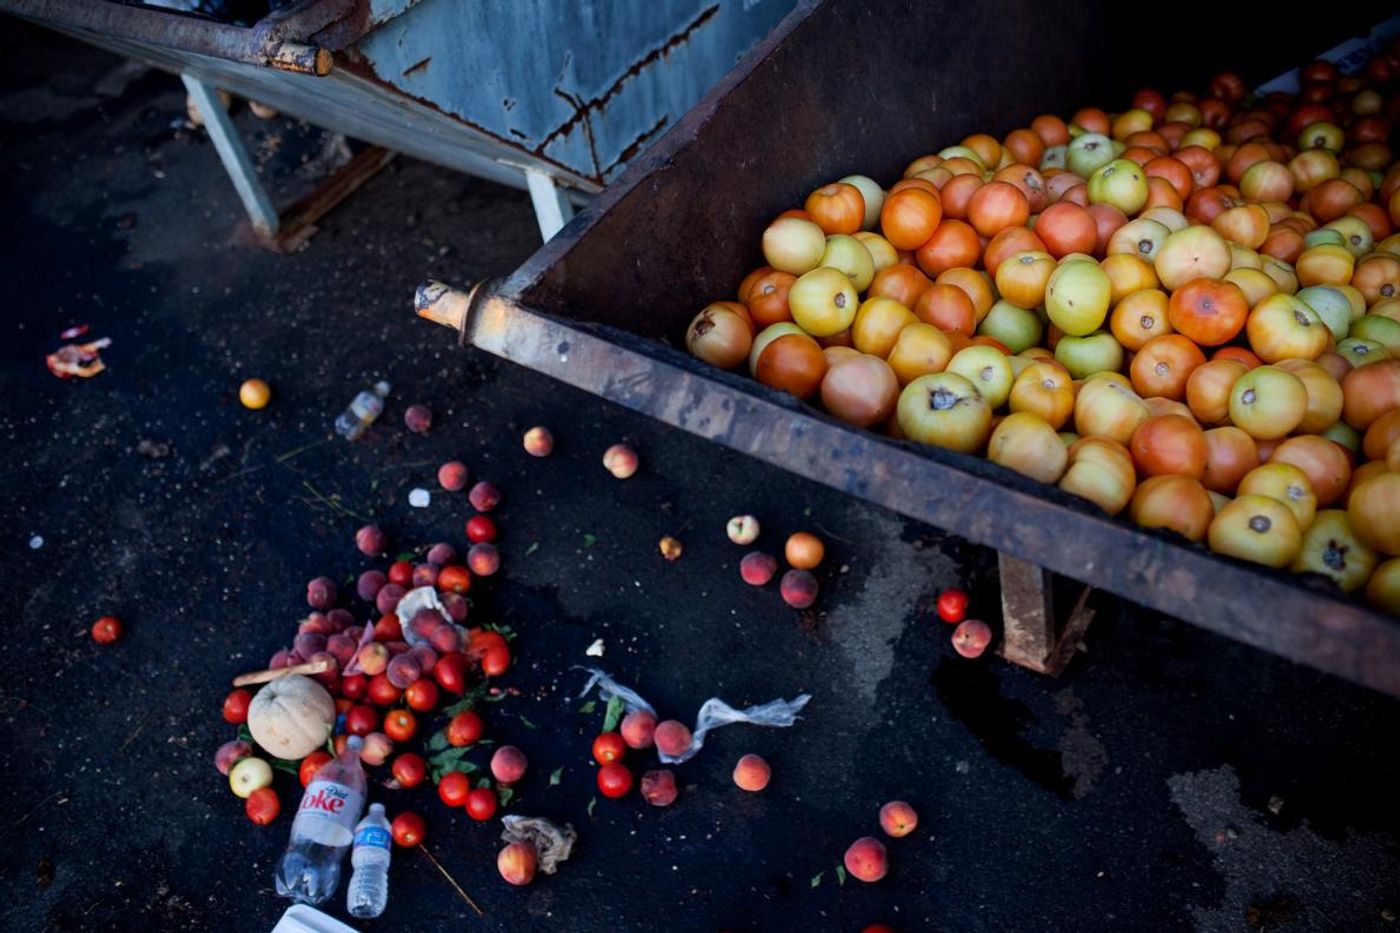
[438,771,471,808]
[383,709,418,743]
[936,589,969,624]
[245,787,281,825]
[373,614,402,642]
[367,674,402,707]
[433,652,469,694]
[404,679,439,713]
[391,753,427,789]
[387,561,413,586]
[481,643,511,677]
[592,732,627,765]
[222,688,253,724]
[447,710,484,747]
[391,811,425,847]
[340,673,368,701]
[299,751,332,788]
[345,705,378,736]
[466,787,498,821]
[597,763,634,799]
[437,565,472,595]
[465,515,497,543]
[91,615,122,645]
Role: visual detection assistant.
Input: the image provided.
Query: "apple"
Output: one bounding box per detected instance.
[897,372,993,454]
[229,757,274,799]
[1054,330,1123,379]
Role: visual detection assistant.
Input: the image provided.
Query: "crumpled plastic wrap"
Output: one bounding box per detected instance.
[500,815,577,874]
[577,667,811,764]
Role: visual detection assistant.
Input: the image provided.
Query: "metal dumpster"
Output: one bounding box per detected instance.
[417,0,1400,696]
[1,0,797,236]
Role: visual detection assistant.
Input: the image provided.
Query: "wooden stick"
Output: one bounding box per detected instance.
[420,845,485,917]
[233,657,334,687]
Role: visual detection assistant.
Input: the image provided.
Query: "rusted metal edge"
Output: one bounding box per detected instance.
[256,144,396,253]
[493,0,821,304]
[1,0,333,75]
[995,554,1094,676]
[419,282,1400,696]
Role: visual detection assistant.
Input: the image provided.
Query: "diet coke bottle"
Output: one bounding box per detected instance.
[275,736,367,904]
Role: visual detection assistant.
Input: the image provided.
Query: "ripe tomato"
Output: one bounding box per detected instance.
[391,811,425,848]
[383,709,418,743]
[299,751,332,788]
[245,787,281,826]
[345,705,378,736]
[438,771,471,808]
[936,589,969,624]
[404,678,439,713]
[222,688,253,724]
[91,615,122,645]
[447,710,484,747]
[373,614,402,641]
[437,565,472,595]
[391,753,427,789]
[592,732,627,765]
[433,652,470,694]
[465,515,497,543]
[597,763,634,799]
[466,787,498,821]
[387,560,413,587]
[340,673,368,701]
[367,674,402,707]
[481,643,511,677]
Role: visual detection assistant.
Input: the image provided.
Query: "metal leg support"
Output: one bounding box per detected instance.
[996,553,1095,676]
[180,74,279,238]
[525,168,575,241]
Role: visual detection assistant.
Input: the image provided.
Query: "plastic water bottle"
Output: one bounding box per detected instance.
[346,803,392,918]
[334,381,390,440]
[275,737,366,905]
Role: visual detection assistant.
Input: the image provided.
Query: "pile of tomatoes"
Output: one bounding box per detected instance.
[685,44,1400,614]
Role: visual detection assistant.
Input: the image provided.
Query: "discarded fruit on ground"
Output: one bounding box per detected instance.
[498,841,538,886]
[844,836,889,883]
[597,762,634,798]
[391,752,427,788]
[222,688,253,724]
[592,732,626,764]
[785,531,825,569]
[780,569,819,608]
[741,551,778,585]
[523,426,554,457]
[733,754,771,791]
[879,800,919,838]
[215,740,252,776]
[91,615,122,644]
[951,619,993,658]
[245,786,280,825]
[641,769,678,806]
[438,772,471,808]
[727,514,761,545]
[238,378,271,410]
[491,745,528,783]
[603,444,639,478]
[229,756,273,798]
[466,787,498,821]
[404,404,432,433]
[391,811,425,847]
[936,589,968,623]
[654,719,693,758]
[659,536,683,560]
[621,710,657,749]
[447,710,483,747]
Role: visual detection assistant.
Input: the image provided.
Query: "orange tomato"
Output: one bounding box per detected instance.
[1269,435,1351,507]
[1036,203,1098,258]
[915,220,980,277]
[914,284,976,336]
[1201,426,1259,493]
[967,182,1030,238]
[744,270,797,327]
[1167,278,1249,346]
[983,226,1046,276]
[1129,475,1215,541]
[1110,289,1173,351]
[868,263,931,307]
[805,182,865,235]
[1130,334,1206,400]
[880,187,943,250]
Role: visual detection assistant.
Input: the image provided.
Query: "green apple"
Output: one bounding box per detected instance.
[230,756,274,799]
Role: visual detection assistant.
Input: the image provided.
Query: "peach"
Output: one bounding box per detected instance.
[429,624,462,654]
[468,543,500,576]
[410,610,443,641]
[326,633,358,668]
[359,732,394,766]
[740,551,778,586]
[356,642,389,676]
[356,570,386,602]
[523,426,553,457]
[468,480,500,511]
[293,632,327,659]
[659,536,684,561]
[603,443,639,479]
[437,460,468,491]
[879,800,919,838]
[843,836,888,882]
[298,613,334,636]
[354,524,387,556]
[781,569,819,608]
[440,591,468,622]
[411,563,439,588]
[952,619,993,658]
[621,710,657,749]
[491,745,528,783]
[727,514,761,545]
[375,583,406,615]
[426,542,457,566]
[733,754,771,791]
[386,654,422,689]
[498,841,538,886]
[214,740,252,776]
[641,769,678,807]
[654,720,693,758]
[306,576,337,609]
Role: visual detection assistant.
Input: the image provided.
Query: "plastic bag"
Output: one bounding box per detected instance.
[577,668,810,765]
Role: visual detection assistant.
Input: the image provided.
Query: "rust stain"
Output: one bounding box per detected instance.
[553,87,601,178]
[538,3,719,155]
[401,56,431,77]
[601,115,669,176]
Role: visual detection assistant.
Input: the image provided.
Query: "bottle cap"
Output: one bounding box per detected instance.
[346,735,365,751]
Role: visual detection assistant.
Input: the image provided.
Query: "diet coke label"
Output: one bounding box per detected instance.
[293,780,363,847]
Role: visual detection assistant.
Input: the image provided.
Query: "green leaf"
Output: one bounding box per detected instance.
[427,731,450,752]
[578,701,597,715]
[581,533,597,549]
[549,767,564,787]
[270,758,300,776]
[475,777,492,789]
[395,550,418,562]
[484,692,507,703]
[476,737,495,745]
[835,866,846,886]
[524,541,540,557]
[803,507,812,517]
[810,872,824,888]
[518,715,539,730]
[497,785,514,807]
[601,695,625,732]
[236,724,253,743]
[587,796,597,818]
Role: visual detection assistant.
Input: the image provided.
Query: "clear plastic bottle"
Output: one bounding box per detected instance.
[346,803,392,918]
[334,381,390,440]
[275,737,366,905]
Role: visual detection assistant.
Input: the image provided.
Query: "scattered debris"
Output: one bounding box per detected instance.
[137,439,171,459]
[59,323,89,340]
[45,337,111,379]
[659,536,683,561]
[28,535,43,550]
[500,815,577,875]
[408,488,431,508]
[585,639,605,657]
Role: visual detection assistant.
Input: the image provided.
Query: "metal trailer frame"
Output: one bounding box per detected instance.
[415,0,1400,696]
[2,0,796,242]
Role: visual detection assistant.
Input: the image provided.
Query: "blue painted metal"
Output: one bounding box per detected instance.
[349,0,795,183]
